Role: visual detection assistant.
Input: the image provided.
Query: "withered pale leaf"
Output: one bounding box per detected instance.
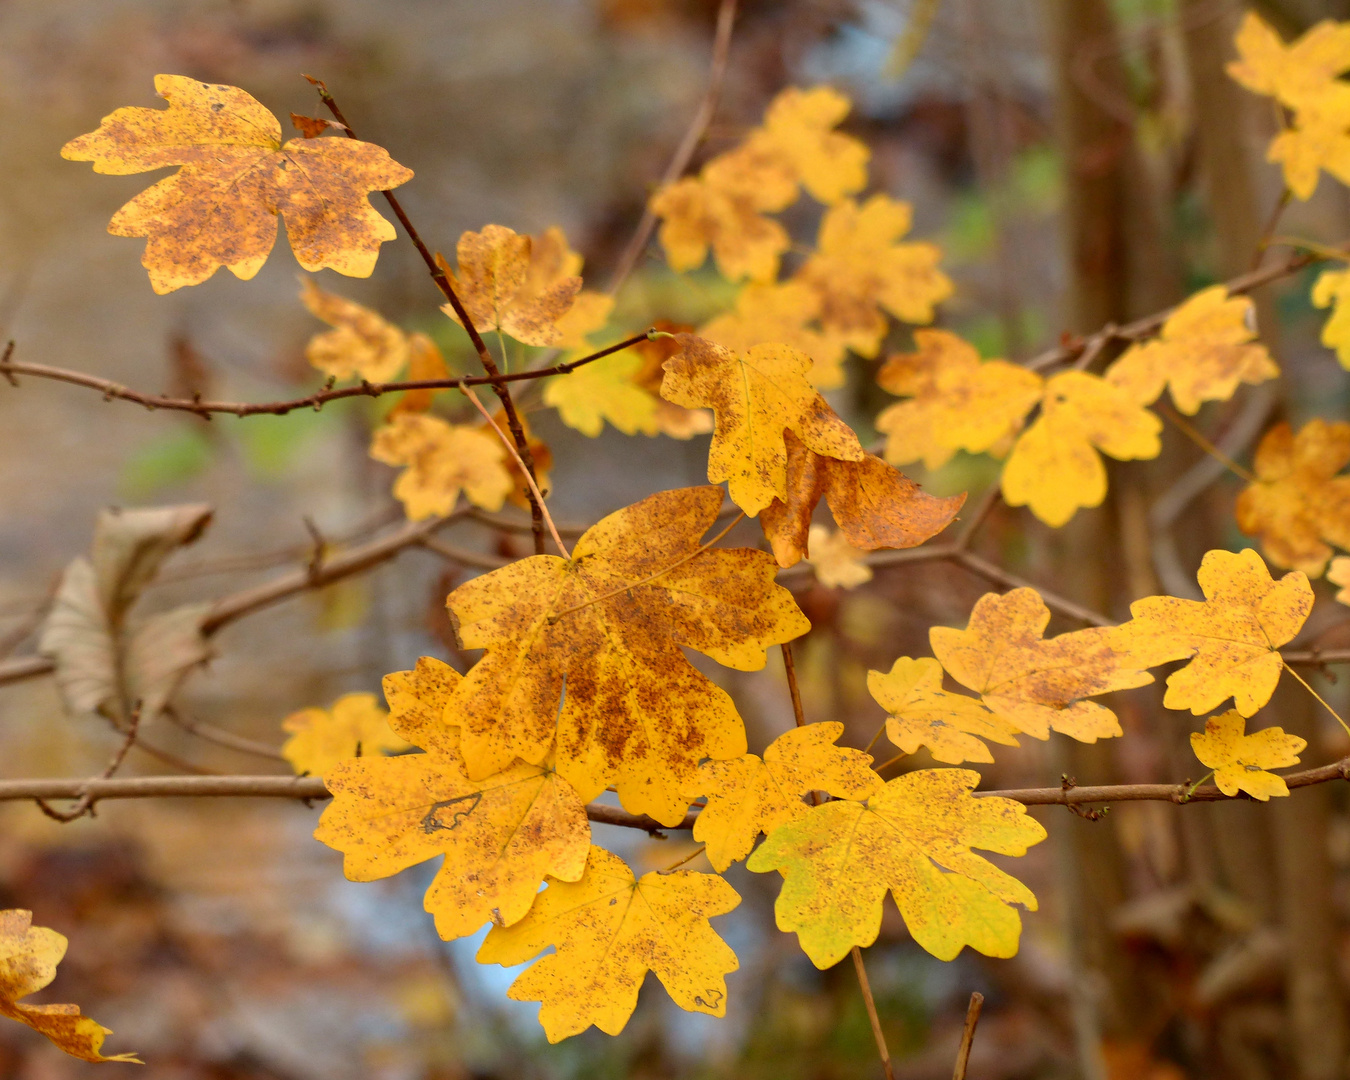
[61,75,412,292]
[0,910,139,1062]
[477,846,740,1042]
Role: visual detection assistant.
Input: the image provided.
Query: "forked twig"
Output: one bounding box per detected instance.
[34,705,143,822]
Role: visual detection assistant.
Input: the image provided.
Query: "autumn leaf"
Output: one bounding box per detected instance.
[687,721,881,871]
[747,770,1045,966]
[0,910,140,1062]
[760,430,964,568]
[389,333,450,417]
[868,656,1020,765]
[795,195,952,358]
[61,75,412,293]
[875,329,1043,470]
[544,352,659,437]
[660,335,863,515]
[631,324,714,439]
[370,413,514,520]
[281,691,409,776]
[476,845,740,1041]
[1118,548,1313,716]
[1235,419,1350,575]
[1190,710,1307,800]
[444,486,809,825]
[805,527,872,588]
[299,278,409,383]
[745,86,870,206]
[1265,96,1350,199]
[1001,371,1162,527]
[929,588,1153,742]
[1105,287,1278,414]
[554,291,615,350]
[1311,267,1350,369]
[1329,555,1350,602]
[700,281,849,388]
[649,145,794,282]
[315,663,590,942]
[437,225,582,346]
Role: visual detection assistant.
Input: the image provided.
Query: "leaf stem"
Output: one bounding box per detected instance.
[1286,665,1350,740]
[659,845,707,873]
[851,947,895,1080]
[1159,404,1258,483]
[951,992,985,1080]
[1180,770,1214,803]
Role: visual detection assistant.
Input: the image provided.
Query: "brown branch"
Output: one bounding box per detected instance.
[162,706,287,762]
[952,992,985,1080]
[852,947,896,1080]
[952,550,1114,627]
[306,77,546,553]
[33,707,142,822]
[1,757,1348,816]
[0,334,647,419]
[606,0,738,295]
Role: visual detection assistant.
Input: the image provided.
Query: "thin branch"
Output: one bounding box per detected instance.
[782,639,809,731]
[33,706,142,822]
[1159,403,1258,483]
[606,0,738,295]
[852,947,896,1080]
[417,535,511,571]
[0,334,648,419]
[952,992,985,1080]
[162,705,288,762]
[1252,187,1292,270]
[954,486,1002,550]
[953,550,1113,627]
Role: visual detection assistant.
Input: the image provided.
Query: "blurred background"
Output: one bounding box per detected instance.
[3,0,1350,1077]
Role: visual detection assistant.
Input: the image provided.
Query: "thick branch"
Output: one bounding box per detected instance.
[3,759,1346,822]
[0,334,646,420]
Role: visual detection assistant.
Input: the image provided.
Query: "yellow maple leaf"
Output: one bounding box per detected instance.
[0,910,140,1063]
[370,413,514,520]
[744,86,870,206]
[759,430,964,568]
[795,195,953,358]
[875,329,1044,470]
[298,278,410,383]
[868,656,1021,765]
[1001,370,1162,527]
[649,146,794,282]
[554,290,615,350]
[1266,93,1350,199]
[315,662,590,942]
[437,224,582,346]
[687,721,881,872]
[61,75,412,293]
[631,325,714,439]
[805,526,873,588]
[1190,709,1307,800]
[1311,267,1350,368]
[1105,287,1278,414]
[543,351,659,437]
[477,845,740,1042]
[1117,548,1313,716]
[1329,555,1350,602]
[747,770,1045,966]
[281,691,410,776]
[1236,419,1350,575]
[930,588,1153,742]
[1228,12,1350,107]
[660,335,863,515]
[700,281,850,388]
[445,486,809,825]
[389,332,450,417]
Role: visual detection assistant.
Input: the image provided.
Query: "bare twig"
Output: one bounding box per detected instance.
[162,705,288,762]
[952,550,1113,627]
[782,639,808,731]
[952,992,985,1080]
[0,334,647,419]
[34,706,142,822]
[852,947,896,1080]
[607,0,739,294]
[417,535,511,571]
[1252,187,1292,269]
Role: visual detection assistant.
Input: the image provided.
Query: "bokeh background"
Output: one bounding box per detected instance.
[3,1,1350,1077]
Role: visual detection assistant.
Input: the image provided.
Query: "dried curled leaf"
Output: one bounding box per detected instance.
[747,770,1046,966]
[687,721,882,871]
[1001,371,1162,527]
[760,430,964,568]
[315,662,590,942]
[445,486,809,825]
[700,281,849,389]
[1191,710,1306,800]
[1311,267,1350,369]
[61,75,412,292]
[438,225,583,347]
[281,691,409,776]
[795,195,952,358]
[299,278,409,383]
[1105,287,1277,414]
[0,910,140,1062]
[876,330,1043,471]
[1117,548,1313,716]
[370,413,513,521]
[1235,419,1350,575]
[929,588,1153,742]
[477,846,740,1042]
[868,656,1020,765]
[660,335,863,516]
